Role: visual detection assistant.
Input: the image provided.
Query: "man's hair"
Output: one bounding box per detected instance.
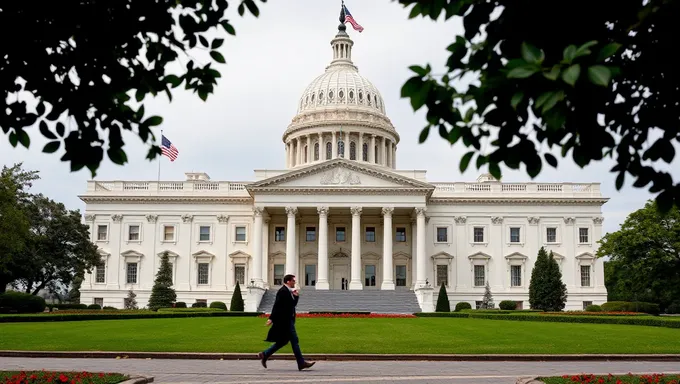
[283,274,296,284]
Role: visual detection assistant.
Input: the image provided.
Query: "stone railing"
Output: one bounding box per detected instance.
[430,182,602,198]
[86,180,251,196]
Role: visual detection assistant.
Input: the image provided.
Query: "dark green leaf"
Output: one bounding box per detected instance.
[42,141,60,153]
[135,89,145,102]
[438,124,448,139]
[511,91,524,109]
[36,102,46,116]
[164,75,182,87]
[212,38,225,49]
[401,77,423,98]
[17,130,30,148]
[507,65,539,79]
[544,153,558,167]
[587,65,612,87]
[488,162,501,179]
[210,51,226,64]
[9,131,18,147]
[245,0,260,17]
[543,65,560,81]
[574,40,597,58]
[221,20,236,35]
[447,126,461,144]
[144,116,163,127]
[521,41,544,64]
[199,35,209,47]
[56,122,65,137]
[409,81,431,111]
[656,190,673,213]
[460,151,474,172]
[476,154,488,169]
[596,43,622,62]
[409,65,429,76]
[535,91,554,110]
[39,121,57,140]
[561,64,581,86]
[107,148,128,165]
[562,45,577,63]
[418,126,431,143]
[615,171,625,190]
[541,90,565,114]
[464,107,475,122]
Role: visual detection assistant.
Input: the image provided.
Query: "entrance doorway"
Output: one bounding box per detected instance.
[333,264,348,290]
[364,264,377,288]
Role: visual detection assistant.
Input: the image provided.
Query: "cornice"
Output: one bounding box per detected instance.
[78,195,253,205]
[283,109,399,141]
[428,197,609,206]
[247,187,434,196]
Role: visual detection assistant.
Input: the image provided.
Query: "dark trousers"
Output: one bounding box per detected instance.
[263,319,305,367]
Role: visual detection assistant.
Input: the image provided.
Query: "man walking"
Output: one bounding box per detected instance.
[258,274,315,371]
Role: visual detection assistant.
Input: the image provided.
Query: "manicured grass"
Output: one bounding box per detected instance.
[0,371,128,384]
[540,373,680,383]
[2,317,680,354]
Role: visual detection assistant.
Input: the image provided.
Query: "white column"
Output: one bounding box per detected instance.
[392,143,396,168]
[332,131,338,158]
[358,133,364,162]
[316,206,330,290]
[318,132,323,162]
[381,207,395,290]
[296,138,302,165]
[306,134,312,163]
[411,218,417,290]
[370,135,376,163]
[285,206,297,275]
[262,217,270,287]
[416,207,427,286]
[349,206,363,290]
[285,143,289,168]
[252,207,264,286]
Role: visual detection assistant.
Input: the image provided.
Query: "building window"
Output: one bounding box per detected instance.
[349,142,356,160]
[365,227,376,242]
[395,227,406,242]
[273,264,284,285]
[305,264,316,286]
[197,263,209,285]
[235,265,245,285]
[94,298,103,307]
[511,265,522,287]
[579,227,589,243]
[304,145,308,163]
[314,142,319,161]
[396,265,407,287]
[336,226,346,242]
[95,262,106,284]
[274,227,285,242]
[163,225,175,241]
[235,226,246,242]
[338,140,345,158]
[510,227,521,243]
[374,145,378,163]
[436,265,448,287]
[583,301,593,310]
[128,225,140,241]
[473,265,485,287]
[473,227,484,242]
[436,227,448,242]
[126,263,138,284]
[326,142,332,160]
[362,143,368,161]
[580,265,591,287]
[475,301,483,309]
[306,227,316,242]
[546,227,557,243]
[364,264,376,287]
[199,226,211,242]
[97,225,108,241]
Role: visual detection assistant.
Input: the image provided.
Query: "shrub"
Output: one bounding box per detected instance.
[147,252,176,310]
[49,304,87,311]
[124,289,138,310]
[230,281,244,312]
[209,301,227,310]
[481,282,494,309]
[175,302,187,308]
[0,291,47,314]
[435,283,450,312]
[585,304,602,312]
[602,301,660,315]
[454,301,472,312]
[87,304,101,310]
[666,301,680,314]
[529,247,567,311]
[191,301,207,308]
[103,306,117,310]
[499,300,517,310]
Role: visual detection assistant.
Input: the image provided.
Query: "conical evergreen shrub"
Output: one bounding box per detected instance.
[529,247,568,311]
[147,251,176,311]
[230,281,244,312]
[435,282,450,312]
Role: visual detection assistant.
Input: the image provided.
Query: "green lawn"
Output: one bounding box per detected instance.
[1,317,679,354]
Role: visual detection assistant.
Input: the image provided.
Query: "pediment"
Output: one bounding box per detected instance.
[505,252,528,260]
[362,251,382,261]
[229,250,251,259]
[576,252,595,260]
[394,251,411,260]
[432,251,454,260]
[158,250,180,258]
[247,158,434,192]
[121,250,143,258]
[193,250,215,259]
[97,248,111,257]
[468,252,491,260]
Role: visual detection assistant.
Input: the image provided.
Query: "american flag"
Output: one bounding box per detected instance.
[343,5,364,33]
[161,135,179,162]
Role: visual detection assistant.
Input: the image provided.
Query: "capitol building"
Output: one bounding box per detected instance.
[79,18,608,312]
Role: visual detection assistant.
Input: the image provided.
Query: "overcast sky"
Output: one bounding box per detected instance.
[2,0,678,237]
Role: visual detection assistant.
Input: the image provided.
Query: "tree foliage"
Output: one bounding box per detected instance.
[597,200,680,310]
[481,281,494,309]
[529,247,567,311]
[397,0,680,211]
[230,281,244,312]
[148,251,177,310]
[0,0,266,175]
[435,282,450,312]
[125,289,138,310]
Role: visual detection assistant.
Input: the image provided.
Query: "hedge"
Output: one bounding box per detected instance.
[0,291,46,314]
[601,301,661,315]
[307,311,371,315]
[0,310,262,323]
[413,312,680,329]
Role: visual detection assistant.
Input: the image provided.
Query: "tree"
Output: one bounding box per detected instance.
[529,247,568,311]
[67,272,84,304]
[481,281,494,309]
[124,289,138,310]
[397,0,680,211]
[435,282,450,312]
[230,281,244,312]
[147,251,176,310]
[12,194,101,295]
[0,164,39,293]
[597,200,680,310]
[1,0,266,175]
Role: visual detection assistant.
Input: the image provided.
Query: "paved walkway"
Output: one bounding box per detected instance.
[2,358,680,383]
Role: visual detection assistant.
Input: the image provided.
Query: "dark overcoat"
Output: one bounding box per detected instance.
[264,285,299,343]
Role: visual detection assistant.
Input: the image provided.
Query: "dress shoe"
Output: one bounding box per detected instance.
[257,352,267,368]
[298,361,315,371]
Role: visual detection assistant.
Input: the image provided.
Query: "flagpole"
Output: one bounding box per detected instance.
[157,129,162,183]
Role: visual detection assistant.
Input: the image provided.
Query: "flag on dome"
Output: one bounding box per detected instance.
[343,5,364,32]
[161,135,179,162]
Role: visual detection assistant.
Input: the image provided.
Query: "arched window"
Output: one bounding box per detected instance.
[338,140,345,158]
[374,145,378,163]
[304,146,308,163]
[326,142,332,160]
[314,142,320,161]
[349,142,356,160]
[362,143,368,161]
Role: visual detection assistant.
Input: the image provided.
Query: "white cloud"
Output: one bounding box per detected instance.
[1,0,677,237]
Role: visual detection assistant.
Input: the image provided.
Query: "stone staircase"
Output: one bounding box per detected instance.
[257,288,421,314]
